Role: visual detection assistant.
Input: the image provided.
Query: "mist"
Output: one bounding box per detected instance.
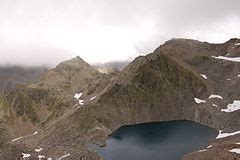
[0,0,240,66]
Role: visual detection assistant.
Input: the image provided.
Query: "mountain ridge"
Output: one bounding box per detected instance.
[0,38,239,159]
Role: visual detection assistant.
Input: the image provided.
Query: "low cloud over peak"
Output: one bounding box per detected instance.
[0,0,239,66]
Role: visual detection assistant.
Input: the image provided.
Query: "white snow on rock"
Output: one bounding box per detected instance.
[235,43,240,46]
[198,149,207,152]
[194,98,206,104]
[221,100,240,113]
[216,130,240,139]
[212,103,218,107]
[58,153,70,159]
[236,142,240,145]
[200,74,207,79]
[229,148,240,154]
[35,148,43,152]
[33,131,38,135]
[74,93,82,99]
[209,94,223,99]
[22,153,31,158]
[212,56,240,62]
[238,75,240,77]
[79,99,84,105]
[38,155,45,160]
[12,131,38,143]
[11,136,23,142]
[207,145,212,149]
[90,96,97,100]
[198,145,212,152]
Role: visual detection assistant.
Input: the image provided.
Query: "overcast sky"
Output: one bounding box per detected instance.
[0,0,240,66]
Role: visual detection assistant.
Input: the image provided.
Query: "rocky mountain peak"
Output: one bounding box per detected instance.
[25,56,103,96]
[163,38,205,47]
[3,55,111,128]
[56,56,93,70]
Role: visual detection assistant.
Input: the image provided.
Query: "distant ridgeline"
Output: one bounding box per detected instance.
[0,66,48,93]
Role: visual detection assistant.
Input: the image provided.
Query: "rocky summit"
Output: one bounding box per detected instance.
[0,38,239,160]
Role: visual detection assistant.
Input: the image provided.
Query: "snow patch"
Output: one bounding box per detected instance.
[212,103,218,107]
[38,155,45,159]
[11,136,22,142]
[22,153,31,158]
[235,43,240,46]
[198,145,212,152]
[216,130,240,139]
[200,74,207,79]
[209,94,223,99]
[238,75,240,77]
[90,96,97,100]
[58,153,70,159]
[194,98,206,104]
[12,131,37,143]
[33,131,38,135]
[207,145,212,149]
[79,99,84,105]
[229,148,240,154]
[221,100,240,113]
[198,149,207,152]
[35,148,43,152]
[212,56,240,62]
[74,93,82,99]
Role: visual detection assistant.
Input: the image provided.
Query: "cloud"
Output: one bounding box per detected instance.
[0,0,239,66]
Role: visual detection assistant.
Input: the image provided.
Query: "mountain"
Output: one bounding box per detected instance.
[0,66,48,93]
[1,38,240,159]
[5,56,116,125]
[0,56,116,154]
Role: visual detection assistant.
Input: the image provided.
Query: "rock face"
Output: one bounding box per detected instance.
[96,38,239,130]
[1,38,240,159]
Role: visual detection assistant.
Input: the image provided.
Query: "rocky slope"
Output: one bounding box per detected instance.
[1,38,240,159]
[0,56,116,157]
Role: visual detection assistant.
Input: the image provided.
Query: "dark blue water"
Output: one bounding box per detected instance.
[97,120,218,160]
